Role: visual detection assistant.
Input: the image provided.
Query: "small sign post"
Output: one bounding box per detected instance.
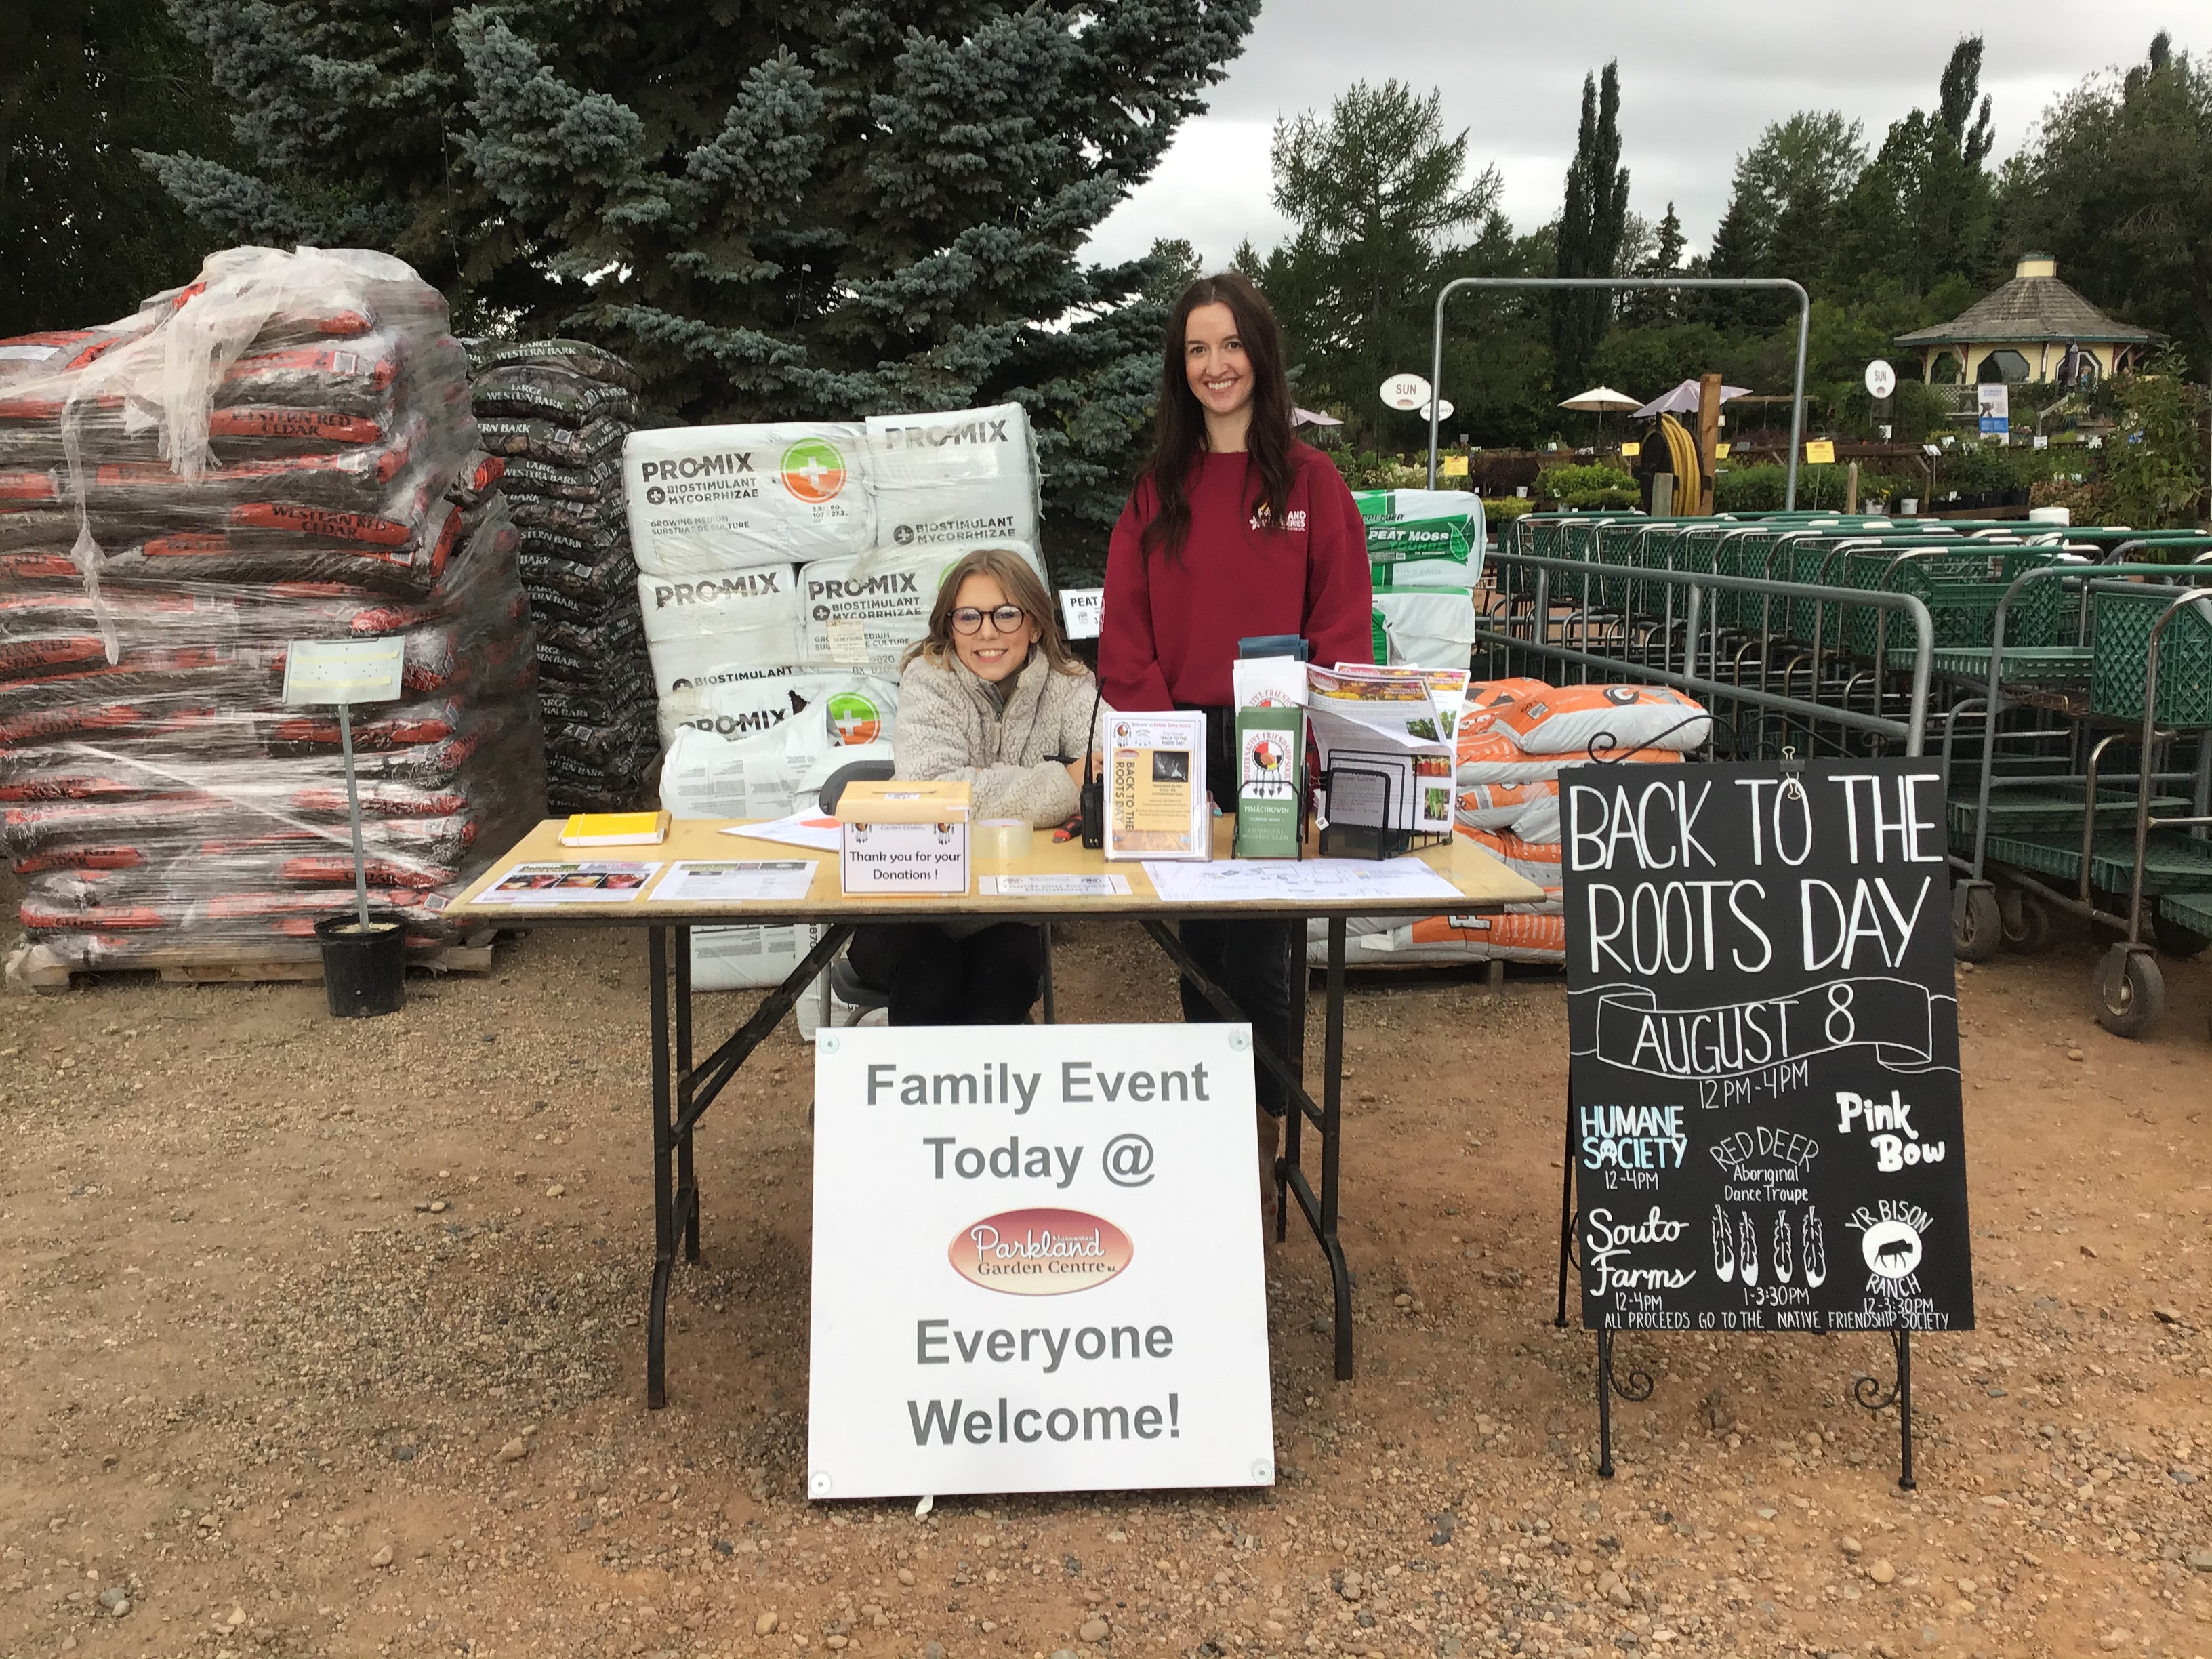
[1058,588,1104,642]
[1378,373,1432,412]
[282,638,407,929]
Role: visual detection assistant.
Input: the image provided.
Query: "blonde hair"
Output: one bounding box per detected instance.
[905,546,1084,674]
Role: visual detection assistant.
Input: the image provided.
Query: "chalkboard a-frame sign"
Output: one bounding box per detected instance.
[1557,757,1973,1490]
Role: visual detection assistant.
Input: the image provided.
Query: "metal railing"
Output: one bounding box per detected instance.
[1475,548,1934,756]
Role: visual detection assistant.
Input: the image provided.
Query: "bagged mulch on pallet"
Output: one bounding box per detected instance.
[1307,676,1704,968]
[0,248,546,971]
[466,337,655,813]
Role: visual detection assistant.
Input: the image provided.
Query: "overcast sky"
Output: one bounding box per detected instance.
[1084,3,2203,269]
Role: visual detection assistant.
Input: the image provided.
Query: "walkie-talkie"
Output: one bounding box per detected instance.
[1078,682,1105,848]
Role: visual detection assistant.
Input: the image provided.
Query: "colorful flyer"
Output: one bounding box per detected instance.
[474,861,661,903]
[1103,712,1208,861]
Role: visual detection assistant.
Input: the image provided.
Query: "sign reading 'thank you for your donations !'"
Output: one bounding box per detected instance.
[1562,758,1973,1335]
[808,1025,1274,1499]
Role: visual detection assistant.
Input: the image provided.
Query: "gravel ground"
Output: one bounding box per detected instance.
[1,910,2209,1659]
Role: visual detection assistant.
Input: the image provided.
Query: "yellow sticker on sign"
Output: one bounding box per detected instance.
[1805,439,1837,465]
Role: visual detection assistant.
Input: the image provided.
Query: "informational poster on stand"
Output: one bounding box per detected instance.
[808,1025,1275,1499]
[1562,758,1973,1335]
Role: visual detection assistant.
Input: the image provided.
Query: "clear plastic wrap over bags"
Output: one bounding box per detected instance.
[0,247,548,966]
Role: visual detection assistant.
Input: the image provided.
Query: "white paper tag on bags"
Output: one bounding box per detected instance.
[825,616,872,665]
[807,1024,1274,1498]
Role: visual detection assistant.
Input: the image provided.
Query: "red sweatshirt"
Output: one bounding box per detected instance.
[1099,443,1372,710]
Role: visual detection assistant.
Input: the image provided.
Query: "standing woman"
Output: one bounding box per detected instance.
[1098,272,1372,1208]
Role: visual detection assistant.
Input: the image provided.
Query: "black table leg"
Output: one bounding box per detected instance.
[1136,916,1353,1378]
[640,922,854,1410]
[1322,916,1352,1380]
[1277,916,1305,1243]
[647,924,675,1410]
[676,926,701,1264]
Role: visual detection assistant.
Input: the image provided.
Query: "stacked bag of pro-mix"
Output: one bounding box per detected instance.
[1354,488,1483,674]
[624,403,1046,989]
[1308,678,1706,968]
[0,246,545,971]
[468,340,655,813]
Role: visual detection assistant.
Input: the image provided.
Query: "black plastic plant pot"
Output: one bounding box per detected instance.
[313,913,407,1019]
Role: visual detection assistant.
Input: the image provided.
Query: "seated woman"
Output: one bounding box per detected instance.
[846,546,1099,1024]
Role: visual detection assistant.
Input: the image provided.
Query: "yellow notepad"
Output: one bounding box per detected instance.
[560,810,670,847]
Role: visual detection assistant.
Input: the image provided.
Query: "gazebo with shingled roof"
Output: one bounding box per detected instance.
[1893,254,2158,387]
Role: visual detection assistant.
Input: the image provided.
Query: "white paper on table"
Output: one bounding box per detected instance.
[979,874,1133,897]
[1140,857,1460,905]
[655,859,819,904]
[720,811,845,853]
[474,861,663,903]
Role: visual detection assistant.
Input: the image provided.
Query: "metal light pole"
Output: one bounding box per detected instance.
[1425,276,1813,508]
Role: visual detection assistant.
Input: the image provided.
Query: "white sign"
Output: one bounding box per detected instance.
[282,637,405,706]
[1978,382,2010,435]
[1379,373,1432,412]
[840,820,968,895]
[1864,359,1897,400]
[1419,399,1456,423]
[808,1024,1275,1499]
[1059,588,1104,641]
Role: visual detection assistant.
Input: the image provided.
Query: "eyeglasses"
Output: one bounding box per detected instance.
[950,605,1026,635]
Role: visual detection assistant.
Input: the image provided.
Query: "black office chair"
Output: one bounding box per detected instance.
[810,759,1057,1026]
[817,761,897,1021]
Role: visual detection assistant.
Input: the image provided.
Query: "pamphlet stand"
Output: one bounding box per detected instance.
[1315,762,1450,861]
[1552,1090,1919,1492]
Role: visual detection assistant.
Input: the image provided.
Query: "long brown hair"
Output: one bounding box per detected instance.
[905,546,1084,675]
[1139,272,1297,561]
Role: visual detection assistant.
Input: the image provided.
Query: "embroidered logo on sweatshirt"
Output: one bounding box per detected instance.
[1248,506,1308,531]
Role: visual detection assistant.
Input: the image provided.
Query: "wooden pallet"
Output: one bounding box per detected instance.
[5,930,504,995]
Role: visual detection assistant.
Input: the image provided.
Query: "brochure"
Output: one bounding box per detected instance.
[1103,711,1209,861]
[1143,857,1459,905]
[1331,662,1469,742]
[1307,706,1454,836]
[475,861,661,903]
[1233,703,1304,859]
[720,811,844,853]
[653,860,817,904]
[979,874,1133,897]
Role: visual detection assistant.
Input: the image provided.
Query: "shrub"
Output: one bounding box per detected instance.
[1534,462,1637,509]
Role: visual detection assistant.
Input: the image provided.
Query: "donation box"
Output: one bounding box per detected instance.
[834,779,971,895]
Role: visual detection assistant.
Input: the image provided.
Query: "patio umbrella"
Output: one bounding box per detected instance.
[1632,378,1751,419]
[1558,386,1642,451]
[1557,386,1641,413]
[1292,407,1343,427]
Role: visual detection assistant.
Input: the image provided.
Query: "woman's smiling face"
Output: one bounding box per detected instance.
[948,571,1038,684]
[1183,301,1252,419]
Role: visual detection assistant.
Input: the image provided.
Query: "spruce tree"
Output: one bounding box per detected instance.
[2,0,237,331]
[1551,62,1629,398]
[141,0,1261,534]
